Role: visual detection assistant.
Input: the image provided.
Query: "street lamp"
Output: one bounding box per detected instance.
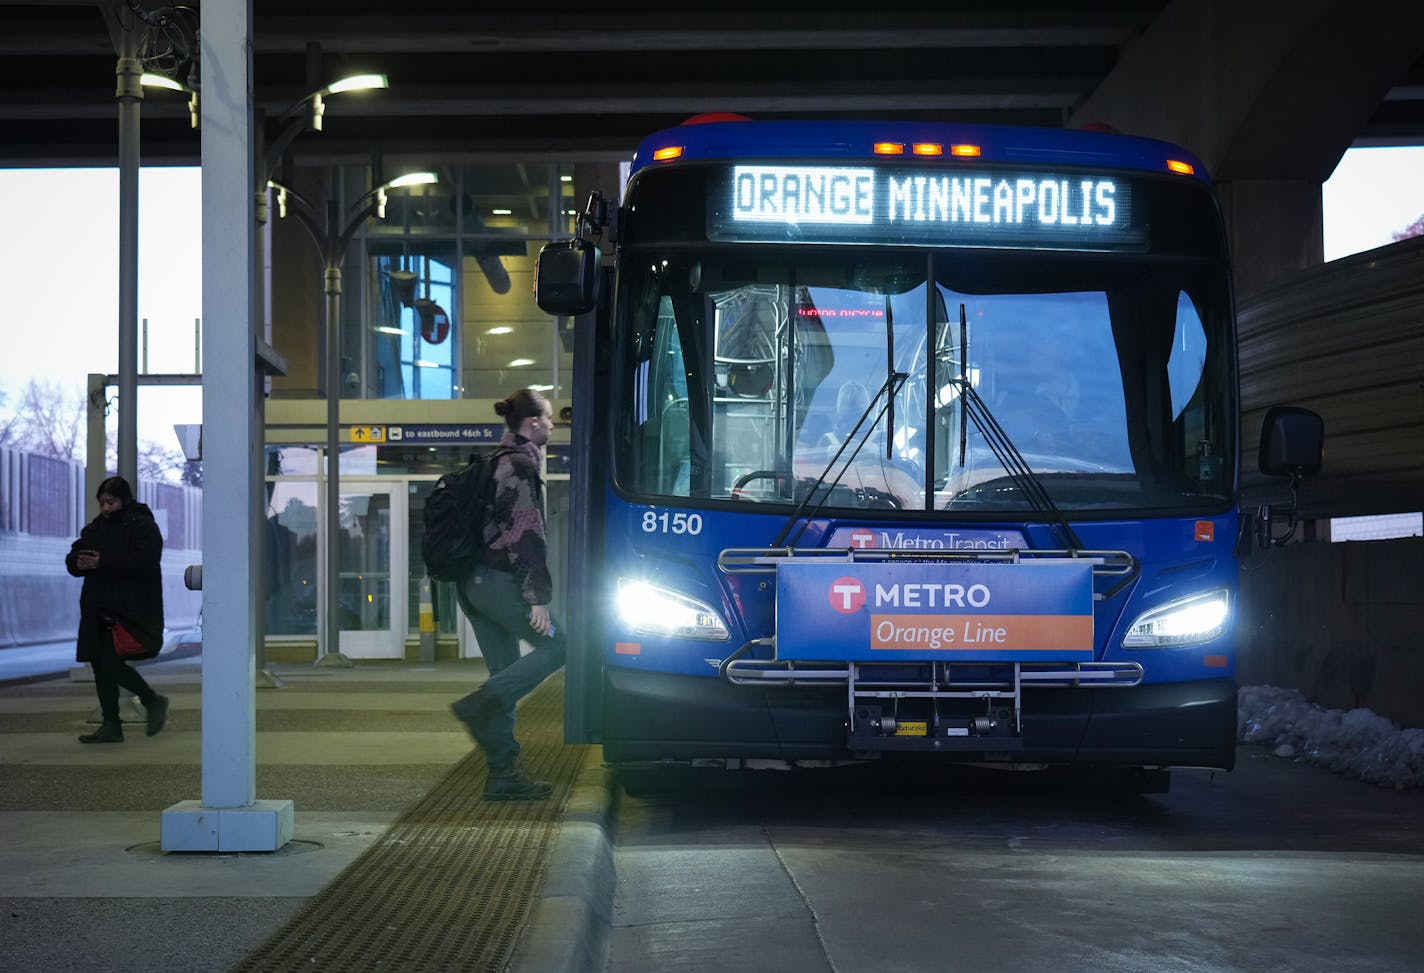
[249,71,388,677]
[270,171,439,666]
[140,72,199,128]
[261,73,388,183]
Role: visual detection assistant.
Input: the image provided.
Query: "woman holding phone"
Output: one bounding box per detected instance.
[64,475,168,744]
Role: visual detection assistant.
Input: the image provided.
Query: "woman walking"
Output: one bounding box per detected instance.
[449,388,568,800]
[65,475,169,743]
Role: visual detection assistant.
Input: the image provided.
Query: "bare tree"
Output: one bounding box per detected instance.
[0,379,189,483]
[12,378,85,459]
[1392,213,1424,242]
[0,381,20,448]
[138,438,187,484]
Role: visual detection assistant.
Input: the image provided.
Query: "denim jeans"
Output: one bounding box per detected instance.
[453,565,567,769]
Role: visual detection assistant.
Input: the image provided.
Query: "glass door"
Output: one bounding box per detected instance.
[333,481,407,658]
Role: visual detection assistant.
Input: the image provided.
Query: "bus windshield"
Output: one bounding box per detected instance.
[614,247,1233,517]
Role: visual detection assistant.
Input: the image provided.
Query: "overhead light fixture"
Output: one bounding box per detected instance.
[508,358,534,368]
[325,73,388,95]
[371,171,438,219]
[309,74,388,132]
[372,326,405,335]
[309,73,389,131]
[387,171,437,189]
[140,73,183,92]
[491,208,512,216]
[486,326,513,335]
[140,72,199,128]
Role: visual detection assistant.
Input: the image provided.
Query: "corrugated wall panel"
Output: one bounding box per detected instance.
[1238,236,1424,519]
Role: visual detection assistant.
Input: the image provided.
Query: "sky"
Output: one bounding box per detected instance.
[1321,145,1424,259]
[0,146,1420,454]
[0,167,203,455]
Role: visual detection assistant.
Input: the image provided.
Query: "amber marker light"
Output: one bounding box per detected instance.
[874,142,905,155]
[1167,159,1195,175]
[950,144,982,157]
[912,143,943,156]
[653,145,684,162]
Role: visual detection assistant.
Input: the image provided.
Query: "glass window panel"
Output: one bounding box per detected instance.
[614,249,1233,515]
[409,480,469,639]
[266,446,319,476]
[366,249,458,400]
[265,480,319,636]
[337,489,390,632]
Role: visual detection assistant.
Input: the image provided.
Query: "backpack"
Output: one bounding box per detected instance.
[421,447,514,581]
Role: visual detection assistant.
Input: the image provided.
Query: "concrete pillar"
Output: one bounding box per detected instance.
[1069,0,1424,293]
[161,0,294,853]
[1216,178,1324,298]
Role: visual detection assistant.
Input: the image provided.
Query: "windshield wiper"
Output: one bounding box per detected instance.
[773,369,908,548]
[947,373,1085,552]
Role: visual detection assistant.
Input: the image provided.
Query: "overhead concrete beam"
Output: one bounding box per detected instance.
[1068,0,1424,181]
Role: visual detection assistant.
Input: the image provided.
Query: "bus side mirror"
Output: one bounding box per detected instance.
[1255,405,1324,548]
[536,238,601,315]
[1258,405,1324,478]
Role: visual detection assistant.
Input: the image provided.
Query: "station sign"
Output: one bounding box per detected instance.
[384,424,506,444]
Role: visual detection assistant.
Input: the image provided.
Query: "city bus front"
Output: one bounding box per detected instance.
[574,122,1246,778]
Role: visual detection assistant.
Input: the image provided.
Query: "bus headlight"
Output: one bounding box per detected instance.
[1122,588,1230,648]
[617,579,731,641]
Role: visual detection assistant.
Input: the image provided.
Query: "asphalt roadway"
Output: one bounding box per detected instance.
[602,751,1424,973]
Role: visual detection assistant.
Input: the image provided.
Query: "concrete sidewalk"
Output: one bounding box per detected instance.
[0,649,614,973]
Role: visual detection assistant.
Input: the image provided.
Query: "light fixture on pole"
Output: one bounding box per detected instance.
[250,69,389,678]
[140,72,199,128]
[309,73,388,131]
[261,73,389,184]
[269,171,439,667]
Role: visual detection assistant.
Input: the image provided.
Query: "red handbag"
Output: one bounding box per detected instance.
[109,621,148,657]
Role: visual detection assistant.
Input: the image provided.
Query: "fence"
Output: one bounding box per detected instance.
[0,446,202,648]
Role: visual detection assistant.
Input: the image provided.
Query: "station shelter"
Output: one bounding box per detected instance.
[260,157,622,663]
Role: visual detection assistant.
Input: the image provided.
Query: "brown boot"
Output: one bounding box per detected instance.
[79,721,124,744]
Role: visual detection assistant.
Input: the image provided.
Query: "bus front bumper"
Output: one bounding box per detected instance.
[599,666,1237,771]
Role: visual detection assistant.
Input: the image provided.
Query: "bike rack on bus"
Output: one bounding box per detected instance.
[715,546,1144,750]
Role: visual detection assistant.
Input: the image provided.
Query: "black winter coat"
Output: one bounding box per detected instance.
[65,501,165,662]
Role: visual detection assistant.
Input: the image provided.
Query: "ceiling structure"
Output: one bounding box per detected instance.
[4,0,1421,172]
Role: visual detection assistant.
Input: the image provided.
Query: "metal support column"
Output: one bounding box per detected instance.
[113,12,141,488]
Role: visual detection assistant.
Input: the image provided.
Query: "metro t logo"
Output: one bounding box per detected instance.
[829,577,866,613]
[849,528,876,549]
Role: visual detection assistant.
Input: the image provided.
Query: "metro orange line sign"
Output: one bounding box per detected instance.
[777,561,1095,662]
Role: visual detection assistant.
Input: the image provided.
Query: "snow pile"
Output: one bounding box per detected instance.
[1238,685,1424,791]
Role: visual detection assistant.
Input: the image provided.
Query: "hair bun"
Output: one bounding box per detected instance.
[493,401,509,417]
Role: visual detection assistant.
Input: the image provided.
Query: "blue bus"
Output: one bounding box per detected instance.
[539,117,1322,788]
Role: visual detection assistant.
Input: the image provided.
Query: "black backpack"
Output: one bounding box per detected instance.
[421,447,514,581]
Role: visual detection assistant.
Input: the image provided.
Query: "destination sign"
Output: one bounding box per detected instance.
[710,164,1142,249]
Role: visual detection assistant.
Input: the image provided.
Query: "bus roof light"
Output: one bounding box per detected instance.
[1167,159,1195,175]
[653,145,684,162]
[874,142,905,155]
[912,143,943,156]
[951,144,982,157]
